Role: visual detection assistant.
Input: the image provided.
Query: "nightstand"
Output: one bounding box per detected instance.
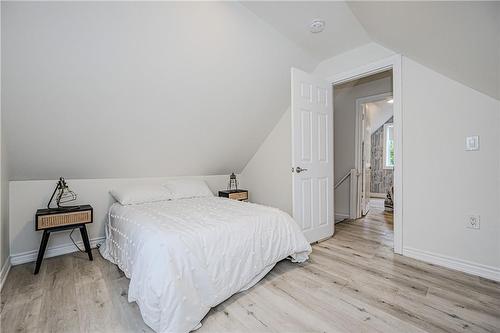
[218,190,248,202]
[34,205,93,274]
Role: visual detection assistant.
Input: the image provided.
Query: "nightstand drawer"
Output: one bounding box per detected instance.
[228,192,248,201]
[37,210,92,230]
[35,205,93,231]
[219,190,248,201]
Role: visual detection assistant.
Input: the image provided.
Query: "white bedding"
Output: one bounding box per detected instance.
[99,196,311,333]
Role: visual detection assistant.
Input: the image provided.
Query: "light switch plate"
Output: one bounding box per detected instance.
[465,136,479,151]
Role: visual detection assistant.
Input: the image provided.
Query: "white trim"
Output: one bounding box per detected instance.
[369,192,386,199]
[335,212,350,222]
[348,168,358,220]
[403,247,500,282]
[383,123,395,169]
[0,257,12,291]
[329,54,403,255]
[354,92,392,219]
[355,92,393,173]
[10,236,105,266]
[392,55,403,255]
[326,56,397,84]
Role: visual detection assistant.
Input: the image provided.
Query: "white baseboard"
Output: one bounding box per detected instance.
[335,213,350,223]
[403,247,500,282]
[369,192,386,199]
[10,236,106,266]
[0,257,12,291]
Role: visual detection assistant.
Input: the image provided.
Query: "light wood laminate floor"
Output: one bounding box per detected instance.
[2,204,499,333]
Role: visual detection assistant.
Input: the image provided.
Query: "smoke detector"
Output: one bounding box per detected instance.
[310,19,325,33]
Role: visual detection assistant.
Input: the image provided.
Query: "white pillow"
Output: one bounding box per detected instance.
[163,179,214,199]
[110,184,174,205]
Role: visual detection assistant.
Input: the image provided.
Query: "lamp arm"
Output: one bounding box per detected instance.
[47,183,60,209]
[56,188,64,208]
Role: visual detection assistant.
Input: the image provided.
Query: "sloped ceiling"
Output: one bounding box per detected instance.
[244,1,499,100]
[241,1,371,62]
[3,1,499,181]
[366,100,393,135]
[347,1,500,100]
[2,2,315,180]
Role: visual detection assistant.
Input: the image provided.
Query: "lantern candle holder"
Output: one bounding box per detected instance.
[227,173,238,191]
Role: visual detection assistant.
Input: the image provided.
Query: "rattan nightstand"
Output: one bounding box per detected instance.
[218,190,248,202]
[34,205,93,274]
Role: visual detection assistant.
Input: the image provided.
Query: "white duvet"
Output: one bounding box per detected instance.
[99,196,311,333]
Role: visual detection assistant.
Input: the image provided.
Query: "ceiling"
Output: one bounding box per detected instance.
[2,1,498,181]
[245,1,500,100]
[242,1,371,63]
[348,1,500,100]
[366,100,394,135]
[2,2,315,180]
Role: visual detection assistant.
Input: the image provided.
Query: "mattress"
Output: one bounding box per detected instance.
[99,196,311,333]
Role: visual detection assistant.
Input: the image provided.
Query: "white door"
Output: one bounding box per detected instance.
[291,68,334,243]
[361,105,371,215]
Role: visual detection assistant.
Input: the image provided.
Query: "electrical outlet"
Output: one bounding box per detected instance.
[465,136,479,151]
[467,215,480,229]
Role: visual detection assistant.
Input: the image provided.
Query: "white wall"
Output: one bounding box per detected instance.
[240,43,396,218]
[0,0,10,282]
[240,109,292,215]
[402,57,500,272]
[317,50,500,279]
[1,1,314,181]
[240,42,500,279]
[333,73,392,217]
[1,134,8,272]
[9,175,229,265]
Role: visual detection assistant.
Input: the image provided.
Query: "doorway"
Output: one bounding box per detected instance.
[355,92,394,218]
[332,70,393,218]
[328,55,402,254]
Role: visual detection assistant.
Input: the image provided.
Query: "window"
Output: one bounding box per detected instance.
[383,123,394,169]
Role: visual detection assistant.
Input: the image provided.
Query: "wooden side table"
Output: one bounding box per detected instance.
[218,189,248,202]
[34,205,93,274]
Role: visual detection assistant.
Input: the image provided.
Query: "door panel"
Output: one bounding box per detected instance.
[292,68,334,243]
[318,113,328,162]
[301,110,312,161]
[301,178,313,230]
[318,177,328,226]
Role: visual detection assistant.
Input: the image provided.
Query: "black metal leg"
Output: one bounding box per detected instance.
[34,230,50,274]
[79,225,93,261]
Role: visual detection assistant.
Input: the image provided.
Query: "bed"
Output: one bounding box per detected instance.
[99,193,311,333]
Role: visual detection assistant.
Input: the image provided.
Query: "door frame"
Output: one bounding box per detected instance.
[354,92,393,218]
[327,55,403,254]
